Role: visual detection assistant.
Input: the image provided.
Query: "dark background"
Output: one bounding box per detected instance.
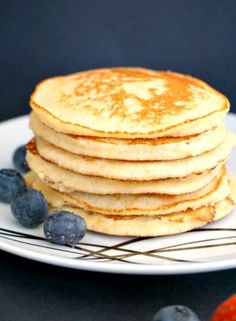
[0,1,236,321]
[0,0,236,122]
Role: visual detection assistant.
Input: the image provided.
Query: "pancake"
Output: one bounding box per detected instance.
[30,112,227,161]
[27,67,236,237]
[26,167,229,216]
[26,142,223,195]
[35,133,236,180]
[30,68,229,138]
[28,174,236,237]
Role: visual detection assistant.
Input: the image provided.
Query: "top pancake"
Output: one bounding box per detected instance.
[30,68,229,138]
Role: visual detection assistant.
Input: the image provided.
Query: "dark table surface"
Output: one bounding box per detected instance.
[1,246,236,321]
[1,1,236,320]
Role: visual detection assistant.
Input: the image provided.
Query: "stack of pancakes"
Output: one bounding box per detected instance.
[26,68,236,236]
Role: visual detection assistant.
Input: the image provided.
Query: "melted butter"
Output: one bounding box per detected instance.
[122,79,167,99]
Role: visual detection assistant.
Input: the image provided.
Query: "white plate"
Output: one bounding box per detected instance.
[0,114,235,275]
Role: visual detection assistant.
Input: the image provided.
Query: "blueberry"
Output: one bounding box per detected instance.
[13,145,29,173]
[44,211,87,245]
[152,305,200,321]
[11,189,48,228]
[0,169,26,203]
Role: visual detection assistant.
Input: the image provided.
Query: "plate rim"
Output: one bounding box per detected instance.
[2,236,236,275]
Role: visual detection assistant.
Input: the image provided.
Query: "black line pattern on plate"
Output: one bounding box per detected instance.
[0,227,236,264]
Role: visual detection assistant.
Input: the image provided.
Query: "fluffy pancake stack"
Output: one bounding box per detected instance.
[26,68,236,236]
